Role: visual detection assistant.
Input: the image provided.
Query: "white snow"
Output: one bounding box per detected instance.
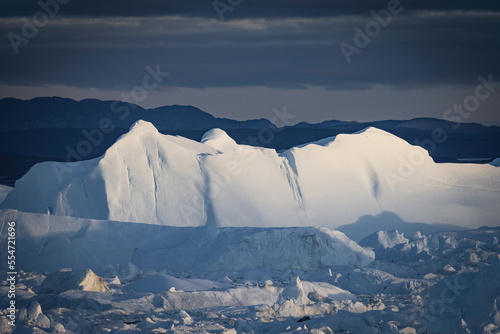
[278,276,354,304]
[122,274,224,293]
[201,128,239,152]
[2,121,499,231]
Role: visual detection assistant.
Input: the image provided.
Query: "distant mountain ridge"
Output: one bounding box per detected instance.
[0,97,274,131]
[2,97,499,133]
[2,97,499,132]
[292,117,500,134]
[1,97,499,186]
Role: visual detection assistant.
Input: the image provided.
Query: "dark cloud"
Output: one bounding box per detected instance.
[0,0,499,133]
[1,12,499,90]
[1,0,499,19]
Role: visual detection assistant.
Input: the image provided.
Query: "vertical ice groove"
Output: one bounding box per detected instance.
[154,142,162,222]
[116,146,132,193]
[280,150,310,225]
[144,143,158,223]
[116,145,132,221]
[196,155,216,227]
[364,161,380,200]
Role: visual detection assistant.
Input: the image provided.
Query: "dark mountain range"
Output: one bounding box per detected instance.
[0,97,499,186]
[0,97,274,131]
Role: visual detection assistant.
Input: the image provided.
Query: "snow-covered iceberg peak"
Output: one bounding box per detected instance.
[304,126,424,153]
[129,119,159,133]
[2,120,500,230]
[354,126,398,136]
[201,128,238,152]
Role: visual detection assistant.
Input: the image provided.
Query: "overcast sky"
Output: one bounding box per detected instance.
[1,0,499,125]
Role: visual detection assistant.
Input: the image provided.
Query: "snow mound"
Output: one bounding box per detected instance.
[359,230,409,249]
[278,276,354,304]
[201,128,238,152]
[3,121,500,229]
[122,274,224,293]
[40,269,110,294]
[272,276,356,318]
[278,276,312,304]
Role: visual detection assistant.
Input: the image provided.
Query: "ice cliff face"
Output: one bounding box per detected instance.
[0,210,375,272]
[3,120,500,229]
